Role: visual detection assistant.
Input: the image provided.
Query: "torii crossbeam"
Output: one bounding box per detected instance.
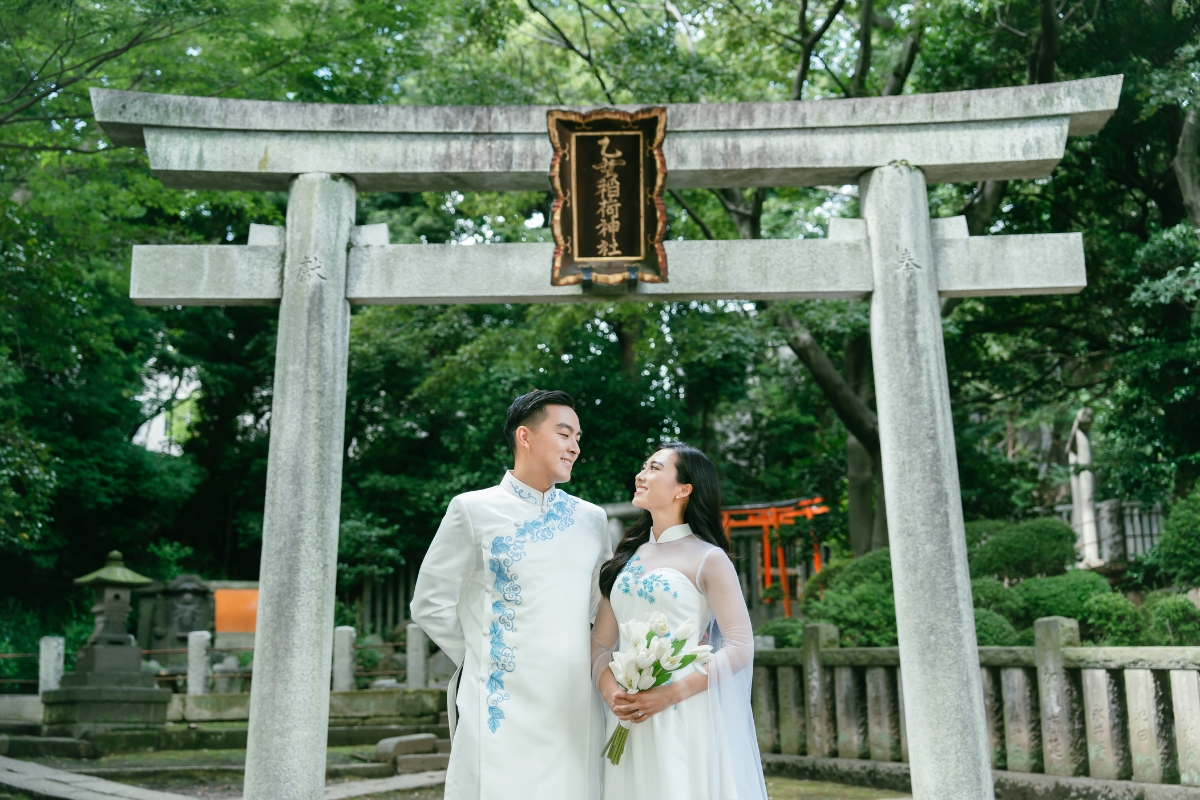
[92,75,1122,800]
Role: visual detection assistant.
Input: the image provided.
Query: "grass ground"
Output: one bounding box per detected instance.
[8,749,911,799]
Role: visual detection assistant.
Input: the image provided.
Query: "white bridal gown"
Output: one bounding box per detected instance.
[592,523,767,800]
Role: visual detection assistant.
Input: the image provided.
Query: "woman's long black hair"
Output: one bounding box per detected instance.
[599,442,729,597]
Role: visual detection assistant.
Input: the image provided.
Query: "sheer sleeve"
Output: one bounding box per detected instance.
[695,548,754,674]
[697,547,767,800]
[590,595,619,688]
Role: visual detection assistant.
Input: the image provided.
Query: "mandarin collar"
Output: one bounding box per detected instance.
[650,523,693,544]
[501,471,555,508]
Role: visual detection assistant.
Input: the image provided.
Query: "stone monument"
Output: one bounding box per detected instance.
[91,76,1122,800]
[41,551,172,738]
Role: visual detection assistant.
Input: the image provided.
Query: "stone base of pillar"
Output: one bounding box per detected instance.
[40,685,171,738]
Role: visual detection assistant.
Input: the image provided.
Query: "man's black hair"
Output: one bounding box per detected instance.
[504,390,576,454]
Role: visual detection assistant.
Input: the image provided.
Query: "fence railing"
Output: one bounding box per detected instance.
[1054,500,1163,563]
[751,618,1200,786]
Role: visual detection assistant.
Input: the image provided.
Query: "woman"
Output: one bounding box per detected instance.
[592,443,767,800]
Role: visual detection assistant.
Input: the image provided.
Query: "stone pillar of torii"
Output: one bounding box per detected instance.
[92,76,1122,800]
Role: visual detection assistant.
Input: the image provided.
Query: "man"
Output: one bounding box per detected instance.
[411,390,610,800]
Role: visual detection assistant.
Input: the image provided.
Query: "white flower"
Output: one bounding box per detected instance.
[690,645,714,665]
[660,653,683,671]
[621,619,651,647]
[672,620,696,641]
[637,667,657,691]
[635,646,656,670]
[649,613,670,638]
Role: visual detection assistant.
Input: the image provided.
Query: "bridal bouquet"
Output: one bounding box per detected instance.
[603,613,713,765]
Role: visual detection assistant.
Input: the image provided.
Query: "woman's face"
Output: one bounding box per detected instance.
[632,449,692,512]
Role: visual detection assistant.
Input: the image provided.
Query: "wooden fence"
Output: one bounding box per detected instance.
[751,617,1200,786]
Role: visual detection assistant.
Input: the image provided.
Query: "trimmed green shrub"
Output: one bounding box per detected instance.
[969,518,1076,582]
[971,577,1029,628]
[974,608,1020,646]
[965,519,1011,552]
[1159,489,1200,589]
[827,548,893,591]
[1148,596,1200,646]
[1012,569,1112,623]
[1083,592,1146,645]
[755,616,806,649]
[807,581,897,648]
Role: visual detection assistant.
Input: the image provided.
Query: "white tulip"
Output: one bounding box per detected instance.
[660,653,683,671]
[637,668,657,691]
[690,645,714,665]
[673,620,696,641]
[649,613,670,637]
[635,646,657,670]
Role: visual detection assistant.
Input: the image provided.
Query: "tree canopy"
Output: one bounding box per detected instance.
[1,0,1198,635]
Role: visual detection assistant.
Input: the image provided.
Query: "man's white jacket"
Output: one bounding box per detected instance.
[411,473,610,800]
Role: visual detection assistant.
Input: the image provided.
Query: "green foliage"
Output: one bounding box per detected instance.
[1083,592,1146,646]
[754,616,805,649]
[974,609,1020,646]
[968,518,1077,583]
[337,516,404,591]
[971,578,1029,628]
[1157,487,1200,588]
[804,549,897,647]
[1012,570,1113,624]
[0,597,93,692]
[139,540,197,582]
[1147,596,1200,646]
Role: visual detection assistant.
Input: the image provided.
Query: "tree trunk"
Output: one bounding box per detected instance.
[882,31,921,96]
[1174,107,1200,235]
[870,447,889,550]
[847,433,875,555]
[850,0,874,97]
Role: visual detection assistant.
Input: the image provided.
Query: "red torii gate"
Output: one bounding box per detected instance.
[721,497,829,618]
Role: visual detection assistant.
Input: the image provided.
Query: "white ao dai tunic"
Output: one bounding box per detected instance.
[412,473,610,800]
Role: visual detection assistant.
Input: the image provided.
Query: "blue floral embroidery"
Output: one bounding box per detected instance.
[616,555,644,596]
[485,489,578,732]
[615,556,678,604]
[506,477,539,503]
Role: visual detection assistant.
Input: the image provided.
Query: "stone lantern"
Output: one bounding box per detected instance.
[41,551,173,739]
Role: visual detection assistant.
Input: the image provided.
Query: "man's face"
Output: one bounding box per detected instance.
[518,404,582,485]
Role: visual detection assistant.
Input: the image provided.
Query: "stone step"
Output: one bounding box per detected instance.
[0,735,94,759]
[438,711,449,726]
[436,738,451,754]
[326,762,394,779]
[0,722,38,737]
[394,752,450,773]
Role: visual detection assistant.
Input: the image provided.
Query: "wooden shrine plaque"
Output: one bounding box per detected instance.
[548,107,667,287]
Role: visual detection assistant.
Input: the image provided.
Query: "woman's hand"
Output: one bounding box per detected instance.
[599,670,636,717]
[614,682,682,723]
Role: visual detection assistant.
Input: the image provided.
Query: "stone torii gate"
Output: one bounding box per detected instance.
[92,76,1121,800]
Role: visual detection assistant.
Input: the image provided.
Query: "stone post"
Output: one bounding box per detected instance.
[332,626,356,692]
[186,631,211,696]
[1001,667,1041,773]
[866,666,901,762]
[38,636,64,695]
[863,163,994,800]
[776,664,805,756]
[1080,668,1129,780]
[1125,669,1178,784]
[243,173,356,800]
[1034,617,1085,776]
[834,667,867,759]
[406,623,428,689]
[802,623,837,758]
[1171,669,1200,786]
[980,667,1005,769]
